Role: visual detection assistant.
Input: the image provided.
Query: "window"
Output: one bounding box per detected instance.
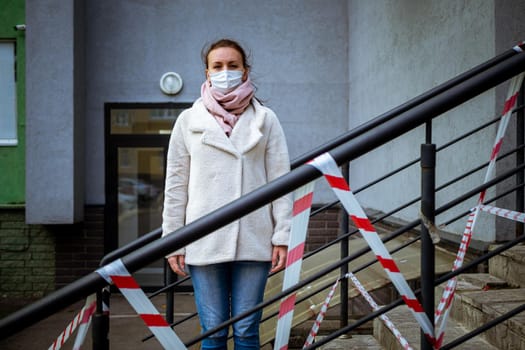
[109,106,189,135]
[0,41,17,146]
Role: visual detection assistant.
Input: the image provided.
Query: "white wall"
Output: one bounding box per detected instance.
[348,0,498,241]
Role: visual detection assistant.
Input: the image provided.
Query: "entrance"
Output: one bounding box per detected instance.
[105,103,190,287]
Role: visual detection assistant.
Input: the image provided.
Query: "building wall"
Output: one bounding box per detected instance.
[494,0,525,241]
[7,0,524,302]
[25,0,85,223]
[0,0,55,302]
[83,0,349,205]
[347,0,504,241]
[0,0,25,205]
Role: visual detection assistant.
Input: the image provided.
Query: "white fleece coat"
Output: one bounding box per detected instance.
[161,98,292,265]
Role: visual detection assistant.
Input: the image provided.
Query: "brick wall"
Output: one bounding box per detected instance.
[305,206,342,252]
[0,209,55,300]
[0,206,105,303]
[54,206,105,289]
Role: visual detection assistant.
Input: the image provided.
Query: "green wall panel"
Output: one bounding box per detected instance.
[0,0,25,205]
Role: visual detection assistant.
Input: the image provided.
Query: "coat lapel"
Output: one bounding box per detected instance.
[229,104,264,154]
[188,102,238,157]
[189,100,265,157]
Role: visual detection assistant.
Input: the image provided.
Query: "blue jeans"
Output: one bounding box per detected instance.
[189,261,271,350]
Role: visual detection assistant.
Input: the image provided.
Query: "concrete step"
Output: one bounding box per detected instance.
[489,243,525,288]
[374,305,499,350]
[287,318,375,349]
[315,335,384,349]
[439,273,525,350]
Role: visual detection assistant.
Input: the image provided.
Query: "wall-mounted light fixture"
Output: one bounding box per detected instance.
[160,72,183,95]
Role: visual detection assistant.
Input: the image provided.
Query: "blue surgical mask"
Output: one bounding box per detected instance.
[209,70,244,93]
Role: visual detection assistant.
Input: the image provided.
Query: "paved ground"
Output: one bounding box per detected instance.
[0,293,204,350]
[1,292,386,349]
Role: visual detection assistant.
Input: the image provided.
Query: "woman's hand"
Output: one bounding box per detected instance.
[270,245,288,273]
[167,255,188,277]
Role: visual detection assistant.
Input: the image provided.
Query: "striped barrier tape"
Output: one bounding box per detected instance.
[302,272,412,349]
[48,294,96,350]
[72,289,109,350]
[434,72,525,347]
[277,71,524,348]
[96,259,187,349]
[302,276,340,348]
[309,153,436,346]
[347,272,413,350]
[72,296,97,350]
[478,204,525,223]
[275,180,412,350]
[274,181,316,350]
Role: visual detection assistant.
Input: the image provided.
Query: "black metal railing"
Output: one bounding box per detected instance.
[1,43,524,350]
[140,101,525,348]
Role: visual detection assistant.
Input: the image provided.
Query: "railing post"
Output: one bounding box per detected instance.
[339,162,349,334]
[516,81,524,238]
[165,260,175,324]
[420,141,436,350]
[92,287,110,350]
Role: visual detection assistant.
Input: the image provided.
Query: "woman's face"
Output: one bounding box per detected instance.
[206,47,248,82]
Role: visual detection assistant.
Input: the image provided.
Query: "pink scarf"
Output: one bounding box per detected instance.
[201,78,255,136]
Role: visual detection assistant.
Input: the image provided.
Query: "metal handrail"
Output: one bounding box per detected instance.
[125,50,525,349]
[107,48,525,348]
[1,45,524,345]
[158,160,525,347]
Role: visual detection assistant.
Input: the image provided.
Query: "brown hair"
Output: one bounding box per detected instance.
[201,38,251,70]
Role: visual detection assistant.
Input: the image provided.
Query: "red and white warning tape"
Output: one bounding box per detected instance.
[302,277,339,348]
[478,204,525,223]
[309,153,436,346]
[48,294,96,350]
[96,259,187,349]
[434,72,524,347]
[347,272,413,350]
[303,278,340,349]
[275,182,316,350]
[72,296,97,350]
[302,272,412,349]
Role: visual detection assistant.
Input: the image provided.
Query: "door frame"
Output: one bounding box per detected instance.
[103,102,190,256]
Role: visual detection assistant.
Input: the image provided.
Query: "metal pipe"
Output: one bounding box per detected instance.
[339,163,349,333]
[92,287,109,350]
[420,143,436,350]
[165,261,175,324]
[516,83,524,238]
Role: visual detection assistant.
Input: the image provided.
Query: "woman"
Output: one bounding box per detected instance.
[162,38,292,350]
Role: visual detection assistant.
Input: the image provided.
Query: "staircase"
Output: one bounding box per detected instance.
[291,244,525,349]
[373,243,525,350]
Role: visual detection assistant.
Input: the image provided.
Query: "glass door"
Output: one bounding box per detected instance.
[105,103,190,288]
[117,147,165,285]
